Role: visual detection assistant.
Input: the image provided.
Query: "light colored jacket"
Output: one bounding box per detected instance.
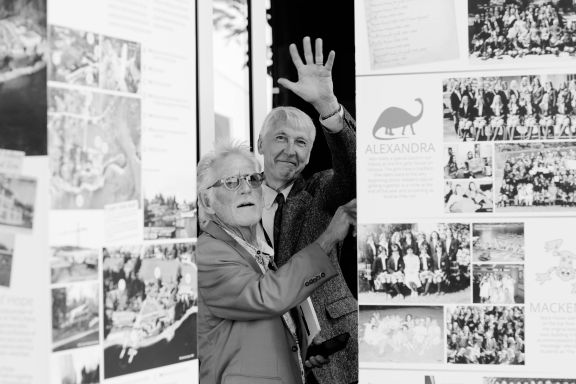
[197,222,337,384]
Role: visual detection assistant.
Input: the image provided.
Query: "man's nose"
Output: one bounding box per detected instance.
[283,140,296,155]
[238,178,252,193]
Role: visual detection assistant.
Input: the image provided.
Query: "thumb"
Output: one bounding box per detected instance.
[278,77,298,92]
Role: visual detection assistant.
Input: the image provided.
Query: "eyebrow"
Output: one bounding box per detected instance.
[274,130,310,142]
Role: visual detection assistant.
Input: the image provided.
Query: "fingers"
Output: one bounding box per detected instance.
[277,78,297,92]
[305,355,330,368]
[315,38,323,65]
[325,50,336,71]
[289,43,304,69]
[303,36,314,65]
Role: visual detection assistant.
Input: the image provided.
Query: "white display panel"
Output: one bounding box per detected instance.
[356,0,576,382]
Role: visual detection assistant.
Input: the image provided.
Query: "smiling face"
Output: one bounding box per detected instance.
[204,153,263,229]
[258,109,315,189]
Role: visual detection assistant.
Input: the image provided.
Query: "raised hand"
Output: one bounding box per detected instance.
[277,36,339,117]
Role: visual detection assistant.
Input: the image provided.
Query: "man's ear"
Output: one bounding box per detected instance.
[200,191,216,215]
[257,136,263,155]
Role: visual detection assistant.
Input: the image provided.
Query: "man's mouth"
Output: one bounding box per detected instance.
[277,159,297,166]
[237,202,255,208]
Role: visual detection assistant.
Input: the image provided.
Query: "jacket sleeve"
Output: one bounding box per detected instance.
[317,107,356,211]
[197,237,337,321]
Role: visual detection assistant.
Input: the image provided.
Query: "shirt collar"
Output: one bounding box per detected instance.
[262,182,294,209]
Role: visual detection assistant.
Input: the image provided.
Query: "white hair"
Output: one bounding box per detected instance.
[197,141,261,229]
[259,106,316,142]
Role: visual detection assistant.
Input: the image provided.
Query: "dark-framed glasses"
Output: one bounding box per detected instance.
[207,172,265,191]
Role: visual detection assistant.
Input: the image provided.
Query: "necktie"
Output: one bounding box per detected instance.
[273,193,285,251]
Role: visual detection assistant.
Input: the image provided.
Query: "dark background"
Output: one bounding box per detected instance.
[268,0,357,297]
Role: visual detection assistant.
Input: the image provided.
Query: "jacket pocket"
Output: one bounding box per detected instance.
[325,296,357,320]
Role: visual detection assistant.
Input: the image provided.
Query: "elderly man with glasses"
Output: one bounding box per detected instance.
[196,142,356,384]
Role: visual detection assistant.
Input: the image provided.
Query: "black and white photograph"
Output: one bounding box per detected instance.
[100,36,141,93]
[358,223,471,303]
[468,0,576,62]
[51,346,100,384]
[0,232,14,287]
[444,74,576,142]
[48,87,141,209]
[360,305,444,364]
[51,246,99,284]
[484,378,576,384]
[103,243,197,379]
[495,142,576,210]
[0,0,47,156]
[445,178,494,213]
[143,171,197,240]
[446,306,525,365]
[473,223,525,263]
[473,264,525,304]
[52,282,99,352]
[0,173,36,230]
[48,25,99,87]
[445,143,493,179]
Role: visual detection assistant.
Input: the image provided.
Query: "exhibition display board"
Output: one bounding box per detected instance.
[356,0,576,383]
[1,0,198,383]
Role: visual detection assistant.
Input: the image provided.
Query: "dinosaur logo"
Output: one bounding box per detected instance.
[372,98,424,140]
[536,239,576,294]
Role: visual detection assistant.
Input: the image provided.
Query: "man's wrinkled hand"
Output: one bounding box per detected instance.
[277,36,339,117]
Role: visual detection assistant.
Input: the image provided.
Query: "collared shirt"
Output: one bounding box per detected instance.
[262,182,294,247]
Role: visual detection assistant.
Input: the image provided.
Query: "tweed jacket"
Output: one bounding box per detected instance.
[197,222,338,384]
[274,108,357,384]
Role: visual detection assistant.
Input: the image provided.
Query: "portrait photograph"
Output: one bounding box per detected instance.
[446,305,525,365]
[468,0,576,63]
[360,305,444,364]
[444,143,493,180]
[472,264,525,304]
[445,178,494,213]
[444,74,576,143]
[495,142,576,211]
[358,223,471,304]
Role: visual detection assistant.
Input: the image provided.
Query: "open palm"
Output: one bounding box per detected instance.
[278,37,338,115]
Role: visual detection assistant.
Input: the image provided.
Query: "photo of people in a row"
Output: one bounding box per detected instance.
[468,0,576,60]
[444,74,576,142]
[473,264,525,304]
[445,143,493,179]
[360,306,444,364]
[445,179,494,213]
[358,223,471,303]
[495,143,576,211]
[446,306,525,365]
[473,223,525,263]
[485,378,576,384]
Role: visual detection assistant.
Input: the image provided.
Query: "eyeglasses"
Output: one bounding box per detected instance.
[207,172,265,191]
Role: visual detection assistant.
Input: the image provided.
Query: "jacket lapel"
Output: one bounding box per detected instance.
[203,222,263,275]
